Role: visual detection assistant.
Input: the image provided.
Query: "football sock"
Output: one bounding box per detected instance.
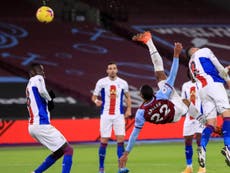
[62,145,73,173]
[34,154,56,173]
[201,125,214,149]
[222,117,230,150]
[185,145,193,165]
[146,39,164,72]
[117,142,124,158]
[62,155,72,173]
[99,143,107,169]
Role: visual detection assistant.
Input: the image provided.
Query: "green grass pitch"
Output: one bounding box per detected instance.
[0,141,229,173]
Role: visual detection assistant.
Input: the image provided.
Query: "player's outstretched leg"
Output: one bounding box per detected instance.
[132,31,152,44]
[221,146,230,166]
[118,167,129,173]
[132,31,164,73]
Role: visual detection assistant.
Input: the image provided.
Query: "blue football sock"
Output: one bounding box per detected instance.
[34,154,56,173]
[117,142,124,159]
[62,155,72,173]
[99,143,107,169]
[185,145,193,165]
[223,118,230,149]
[201,125,214,149]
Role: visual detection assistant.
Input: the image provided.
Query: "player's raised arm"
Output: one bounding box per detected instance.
[155,42,183,100]
[166,42,183,87]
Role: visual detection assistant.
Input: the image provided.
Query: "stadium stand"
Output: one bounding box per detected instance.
[0,0,229,120]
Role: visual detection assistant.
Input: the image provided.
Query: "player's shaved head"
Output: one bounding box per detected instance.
[29,63,45,77]
[140,84,153,101]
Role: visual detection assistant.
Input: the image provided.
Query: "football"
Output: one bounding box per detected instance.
[36,6,54,23]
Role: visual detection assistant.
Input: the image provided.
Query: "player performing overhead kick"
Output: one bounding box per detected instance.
[118,31,205,173]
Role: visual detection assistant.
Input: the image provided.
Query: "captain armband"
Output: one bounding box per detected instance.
[219,67,230,81]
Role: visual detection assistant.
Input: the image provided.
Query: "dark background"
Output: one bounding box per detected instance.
[0,0,229,119]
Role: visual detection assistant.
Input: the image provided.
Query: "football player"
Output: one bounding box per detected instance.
[118,31,204,173]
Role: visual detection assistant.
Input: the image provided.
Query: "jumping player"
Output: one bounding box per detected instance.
[92,62,132,173]
[118,31,204,173]
[26,63,73,173]
[186,46,230,169]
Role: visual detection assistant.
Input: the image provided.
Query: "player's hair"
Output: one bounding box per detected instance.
[29,63,42,77]
[30,63,41,69]
[140,84,153,100]
[107,61,117,66]
[185,47,193,60]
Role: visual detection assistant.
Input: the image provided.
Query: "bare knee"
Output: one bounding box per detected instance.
[222,109,230,118]
[100,137,109,144]
[116,135,124,143]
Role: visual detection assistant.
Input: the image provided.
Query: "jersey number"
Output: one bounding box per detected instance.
[150,104,171,122]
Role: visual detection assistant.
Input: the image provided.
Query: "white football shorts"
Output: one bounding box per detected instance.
[183,115,204,136]
[100,114,125,138]
[29,124,67,152]
[199,82,230,119]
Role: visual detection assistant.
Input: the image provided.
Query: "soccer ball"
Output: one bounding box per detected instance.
[36,6,54,23]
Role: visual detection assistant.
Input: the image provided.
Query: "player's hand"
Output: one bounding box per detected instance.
[125,109,132,118]
[48,100,54,111]
[224,66,230,89]
[95,99,103,107]
[49,90,56,99]
[214,126,223,136]
[226,65,230,71]
[173,42,183,58]
[119,152,129,168]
